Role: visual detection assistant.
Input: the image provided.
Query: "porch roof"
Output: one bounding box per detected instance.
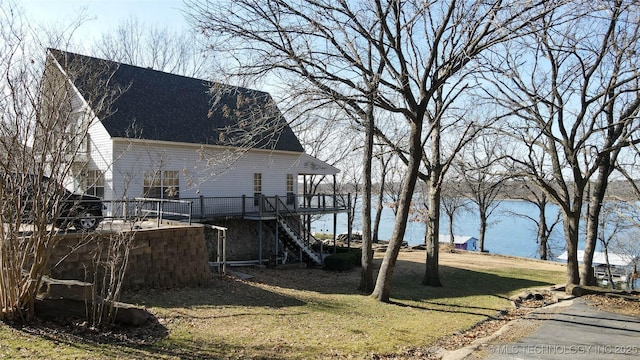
[291,154,339,176]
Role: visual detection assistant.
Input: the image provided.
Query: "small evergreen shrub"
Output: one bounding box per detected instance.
[333,247,362,267]
[324,253,355,271]
[324,247,363,270]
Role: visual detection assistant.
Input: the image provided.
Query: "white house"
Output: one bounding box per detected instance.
[45,49,348,265]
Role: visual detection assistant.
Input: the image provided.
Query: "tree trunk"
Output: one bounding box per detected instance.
[423,180,442,287]
[478,209,487,253]
[604,247,615,290]
[359,104,375,293]
[581,212,599,286]
[372,177,385,244]
[423,113,442,287]
[581,161,611,286]
[372,121,422,302]
[536,200,548,260]
[563,212,581,285]
[448,216,455,247]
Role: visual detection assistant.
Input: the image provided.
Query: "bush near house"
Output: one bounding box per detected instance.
[325,247,362,270]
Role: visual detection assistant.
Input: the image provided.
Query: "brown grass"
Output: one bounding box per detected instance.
[0,249,567,359]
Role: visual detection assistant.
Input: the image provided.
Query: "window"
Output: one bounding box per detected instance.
[144,170,179,199]
[163,171,180,198]
[85,170,104,198]
[286,174,295,205]
[253,173,262,206]
[63,112,90,156]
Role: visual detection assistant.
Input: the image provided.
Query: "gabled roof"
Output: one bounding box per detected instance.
[47,49,304,153]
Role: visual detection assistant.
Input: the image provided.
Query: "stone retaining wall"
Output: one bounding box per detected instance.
[48,224,212,289]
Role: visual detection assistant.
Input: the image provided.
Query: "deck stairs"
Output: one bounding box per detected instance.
[276,218,323,265]
[264,197,324,266]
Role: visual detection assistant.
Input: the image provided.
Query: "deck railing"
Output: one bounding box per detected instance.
[104,193,350,224]
[268,196,322,251]
[179,193,350,219]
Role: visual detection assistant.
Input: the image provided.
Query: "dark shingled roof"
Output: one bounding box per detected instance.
[48,49,304,153]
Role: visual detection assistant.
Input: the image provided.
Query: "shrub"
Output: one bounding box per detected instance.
[324,253,355,271]
[333,247,362,267]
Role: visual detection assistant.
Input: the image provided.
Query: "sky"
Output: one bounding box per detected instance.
[20,0,191,49]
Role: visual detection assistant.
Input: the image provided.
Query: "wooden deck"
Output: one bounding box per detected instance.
[190,194,350,220]
[114,193,351,223]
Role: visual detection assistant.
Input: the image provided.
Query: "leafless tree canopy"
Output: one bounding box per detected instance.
[456,134,510,253]
[482,0,640,284]
[93,17,208,78]
[0,1,130,322]
[186,0,567,299]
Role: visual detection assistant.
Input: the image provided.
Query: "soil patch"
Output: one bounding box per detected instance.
[12,314,168,350]
[584,293,640,317]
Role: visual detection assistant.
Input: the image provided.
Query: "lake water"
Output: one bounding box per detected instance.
[311,198,567,259]
[312,197,640,288]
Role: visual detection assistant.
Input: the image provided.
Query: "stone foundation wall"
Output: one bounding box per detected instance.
[48,224,212,289]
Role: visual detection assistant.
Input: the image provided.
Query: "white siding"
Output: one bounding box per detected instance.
[109,140,304,200]
[87,118,114,198]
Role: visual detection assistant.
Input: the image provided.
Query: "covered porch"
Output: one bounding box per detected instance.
[202,153,351,268]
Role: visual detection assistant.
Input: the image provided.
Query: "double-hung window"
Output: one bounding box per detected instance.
[253,173,262,206]
[286,174,295,205]
[85,170,105,198]
[144,170,180,199]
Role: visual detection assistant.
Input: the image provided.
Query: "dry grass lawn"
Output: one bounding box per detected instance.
[0,249,567,359]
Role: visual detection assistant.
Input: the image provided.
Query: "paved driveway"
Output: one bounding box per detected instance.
[481,298,640,359]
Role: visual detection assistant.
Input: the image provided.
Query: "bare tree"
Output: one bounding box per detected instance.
[88,223,139,327]
[440,171,470,247]
[293,106,354,193]
[92,17,207,78]
[187,0,387,294]
[382,156,406,218]
[360,0,554,292]
[456,135,508,253]
[187,0,558,301]
[509,181,562,260]
[0,2,125,321]
[482,0,640,285]
[372,146,393,243]
[334,149,363,237]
